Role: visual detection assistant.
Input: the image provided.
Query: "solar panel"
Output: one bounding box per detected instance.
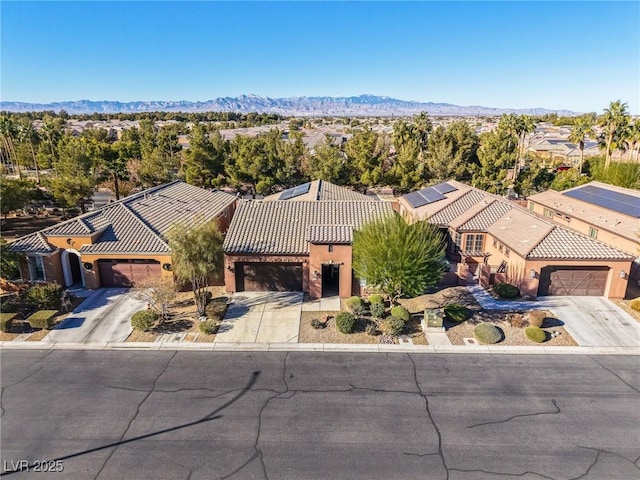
[292,182,311,196]
[420,188,446,203]
[563,185,640,218]
[279,188,296,200]
[404,191,429,208]
[432,182,457,194]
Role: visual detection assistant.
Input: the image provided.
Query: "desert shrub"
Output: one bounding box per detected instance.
[131,310,158,331]
[0,298,18,313]
[345,296,365,315]
[368,294,384,305]
[0,312,18,332]
[199,320,218,335]
[380,316,405,335]
[23,283,63,309]
[528,310,548,328]
[335,311,356,334]
[525,326,547,343]
[26,310,58,329]
[390,306,410,322]
[630,298,640,312]
[365,322,377,336]
[311,318,327,329]
[507,313,527,328]
[370,302,386,319]
[473,322,503,344]
[443,303,471,322]
[493,283,520,299]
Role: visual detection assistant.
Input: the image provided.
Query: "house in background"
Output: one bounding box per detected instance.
[527,182,640,280]
[398,181,633,299]
[223,180,393,298]
[8,181,238,288]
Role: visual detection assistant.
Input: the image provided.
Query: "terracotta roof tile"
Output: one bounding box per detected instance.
[527,228,633,260]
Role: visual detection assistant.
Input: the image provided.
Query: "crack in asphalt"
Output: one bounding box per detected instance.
[589,356,640,394]
[407,353,449,480]
[93,351,177,480]
[465,399,561,429]
[0,350,53,418]
[448,467,557,479]
[571,446,640,478]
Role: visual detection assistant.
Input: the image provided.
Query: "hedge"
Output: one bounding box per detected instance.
[390,306,410,323]
[23,283,63,309]
[525,326,547,343]
[199,320,218,335]
[493,283,520,299]
[443,303,471,322]
[368,294,384,305]
[380,316,405,335]
[473,322,502,344]
[336,311,356,334]
[131,310,158,331]
[0,312,18,332]
[27,310,58,329]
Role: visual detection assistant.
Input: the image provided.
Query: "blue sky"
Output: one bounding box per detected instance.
[2,1,638,113]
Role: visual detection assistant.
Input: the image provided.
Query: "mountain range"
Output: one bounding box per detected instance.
[0,94,578,116]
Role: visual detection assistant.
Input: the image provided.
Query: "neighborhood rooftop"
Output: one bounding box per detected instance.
[263,179,373,202]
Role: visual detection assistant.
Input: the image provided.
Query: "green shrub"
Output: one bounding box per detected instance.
[199,320,218,335]
[528,310,547,328]
[630,298,640,312]
[473,322,503,344]
[443,303,471,322]
[365,322,377,336]
[368,294,384,305]
[0,312,18,332]
[23,283,63,309]
[131,310,158,331]
[525,326,547,343]
[380,316,405,335]
[493,283,520,299]
[390,306,410,323]
[26,310,58,329]
[0,298,18,313]
[335,311,356,334]
[369,302,386,319]
[345,296,365,315]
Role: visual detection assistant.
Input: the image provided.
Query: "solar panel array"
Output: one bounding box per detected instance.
[404,182,457,208]
[563,185,640,218]
[279,182,312,200]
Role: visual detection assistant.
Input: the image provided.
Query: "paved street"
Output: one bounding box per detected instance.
[1,351,639,479]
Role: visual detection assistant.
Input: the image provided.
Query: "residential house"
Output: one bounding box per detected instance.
[8,181,238,288]
[223,180,393,298]
[398,181,633,299]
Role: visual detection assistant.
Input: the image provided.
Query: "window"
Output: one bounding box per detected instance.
[328,244,334,252]
[493,239,498,248]
[505,248,510,257]
[529,202,534,211]
[464,234,484,252]
[28,255,45,281]
[454,232,462,251]
[589,227,598,239]
[543,208,553,218]
[498,243,503,252]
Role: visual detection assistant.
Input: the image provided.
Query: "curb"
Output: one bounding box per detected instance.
[0,340,638,355]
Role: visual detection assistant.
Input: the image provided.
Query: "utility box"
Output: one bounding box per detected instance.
[422,308,445,333]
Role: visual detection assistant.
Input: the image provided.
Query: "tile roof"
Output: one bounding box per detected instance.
[487,209,555,258]
[528,181,640,243]
[7,232,57,254]
[399,180,472,220]
[263,180,372,202]
[9,181,237,255]
[527,228,633,260]
[224,201,393,255]
[308,225,353,244]
[429,190,489,226]
[457,200,513,232]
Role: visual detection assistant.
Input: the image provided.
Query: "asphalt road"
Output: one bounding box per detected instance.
[1,351,639,480]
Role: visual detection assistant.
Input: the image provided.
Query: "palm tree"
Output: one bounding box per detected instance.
[0,115,21,179]
[515,115,535,179]
[568,114,596,174]
[599,100,630,168]
[623,121,640,163]
[17,120,41,184]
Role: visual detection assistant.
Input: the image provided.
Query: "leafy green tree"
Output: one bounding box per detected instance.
[514,164,554,196]
[549,169,589,191]
[389,120,423,191]
[304,134,352,184]
[344,127,389,190]
[599,100,630,168]
[623,121,640,163]
[48,175,94,212]
[167,219,224,316]
[16,119,41,184]
[426,121,479,182]
[183,124,226,187]
[568,113,596,174]
[352,214,446,303]
[0,236,21,280]
[0,177,34,219]
[474,126,517,193]
[590,157,640,189]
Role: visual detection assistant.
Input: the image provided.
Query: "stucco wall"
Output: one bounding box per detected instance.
[308,243,354,298]
[224,254,309,294]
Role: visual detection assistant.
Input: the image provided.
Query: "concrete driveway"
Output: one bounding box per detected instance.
[467,285,640,347]
[215,292,302,343]
[44,288,145,344]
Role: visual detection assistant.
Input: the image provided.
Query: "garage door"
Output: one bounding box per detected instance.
[98,260,161,288]
[235,263,303,292]
[538,266,609,296]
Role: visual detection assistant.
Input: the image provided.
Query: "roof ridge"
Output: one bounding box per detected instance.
[118,202,170,250]
[77,217,92,234]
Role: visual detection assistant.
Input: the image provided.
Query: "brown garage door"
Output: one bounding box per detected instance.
[98,260,161,288]
[235,263,303,292]
[538,266,609,296]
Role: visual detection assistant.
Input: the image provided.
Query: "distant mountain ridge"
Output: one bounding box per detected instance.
[0,94,578,116]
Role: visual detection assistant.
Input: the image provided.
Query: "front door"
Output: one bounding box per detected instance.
[321,264,340,297]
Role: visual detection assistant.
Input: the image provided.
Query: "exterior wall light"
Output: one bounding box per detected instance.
[529,269,536,279]
[162,263,172,271]
[83,262,93,270]
[619,270,627,279]
[227,265,234,272]
[312,270,320,281]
